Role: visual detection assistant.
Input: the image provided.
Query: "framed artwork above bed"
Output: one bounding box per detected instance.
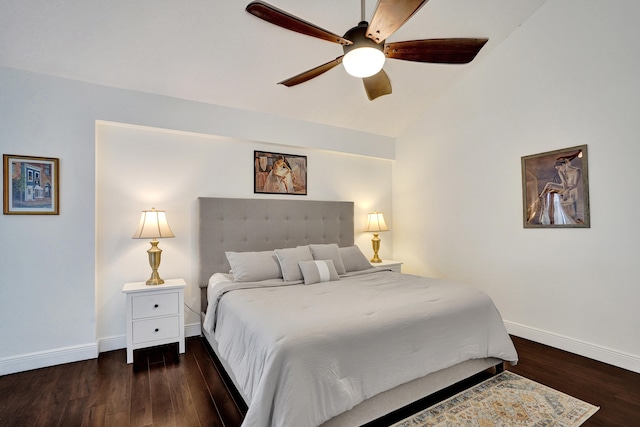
[255,150,307,195]
[521,145,589,228]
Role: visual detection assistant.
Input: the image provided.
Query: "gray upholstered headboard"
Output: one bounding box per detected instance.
[197,197,354,306]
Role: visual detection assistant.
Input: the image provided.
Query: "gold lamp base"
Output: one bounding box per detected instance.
[370,232,382,263]
[145,240,165,285]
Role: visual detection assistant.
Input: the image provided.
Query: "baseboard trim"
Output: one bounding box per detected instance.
[2,323,203,376]
[0,343,98,376]
[98,335,127,353]
[505,320,640,374]
[185,322,202,339]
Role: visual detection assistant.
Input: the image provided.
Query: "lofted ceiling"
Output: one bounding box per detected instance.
[0,0,546,137]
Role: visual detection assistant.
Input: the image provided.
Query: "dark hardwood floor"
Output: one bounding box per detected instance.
[507,336,640,426]
[0,335,638,426]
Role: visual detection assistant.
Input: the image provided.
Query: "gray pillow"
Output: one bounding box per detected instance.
[298,259,340,285]
[225,250,282,282]
[308,243,347,275]
[274,246,314,282]
[339,246,373,272]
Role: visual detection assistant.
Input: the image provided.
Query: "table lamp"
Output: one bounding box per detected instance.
[364,211,389,263]
[132,207,175,285]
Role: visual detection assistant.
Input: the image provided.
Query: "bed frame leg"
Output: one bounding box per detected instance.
[494,362,505,375]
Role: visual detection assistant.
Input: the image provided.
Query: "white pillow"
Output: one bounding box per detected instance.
[225,250,282,282]
[339,246,373,272]
[298,259,340,285]
[308,243,347,275]
[274,246,314,282]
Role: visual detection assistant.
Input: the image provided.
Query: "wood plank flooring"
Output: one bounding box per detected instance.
[0,335,638,426]
[507,336,640,427]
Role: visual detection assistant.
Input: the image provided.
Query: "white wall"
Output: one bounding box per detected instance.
[394,0,640,372]
[4,0,639,377]
[0,67,394,374]
[95,123,393,347]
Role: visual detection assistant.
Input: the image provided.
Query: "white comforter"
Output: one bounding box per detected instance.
[204,269,518,427]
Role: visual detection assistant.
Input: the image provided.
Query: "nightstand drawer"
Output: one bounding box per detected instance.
[132,292,179,319]
[132,316,180,344]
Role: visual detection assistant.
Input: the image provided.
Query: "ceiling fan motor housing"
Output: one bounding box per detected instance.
[342,21,384,56]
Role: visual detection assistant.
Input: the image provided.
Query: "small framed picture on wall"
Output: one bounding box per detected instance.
[521,145,589,228]
[254,151,307,195]
[3,154,60,215]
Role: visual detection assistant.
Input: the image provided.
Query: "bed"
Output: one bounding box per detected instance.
[197,197,518,427]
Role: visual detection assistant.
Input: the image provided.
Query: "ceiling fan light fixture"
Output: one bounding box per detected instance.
[342,21,385,78]
[343,47,385,78]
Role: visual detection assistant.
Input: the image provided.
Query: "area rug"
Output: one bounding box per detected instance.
[391,371,599,427]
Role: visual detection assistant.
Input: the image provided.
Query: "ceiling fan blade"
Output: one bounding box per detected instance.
[246,1,352,45]
[278,56,344,87]
[384,38,489,63]
[363,69,392,101]
[367,0,429,43]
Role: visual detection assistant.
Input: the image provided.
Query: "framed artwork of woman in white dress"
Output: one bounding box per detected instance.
[522,145,590,228]
[255,150,307,195]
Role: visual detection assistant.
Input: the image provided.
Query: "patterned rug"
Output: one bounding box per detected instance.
[391,371,599,427]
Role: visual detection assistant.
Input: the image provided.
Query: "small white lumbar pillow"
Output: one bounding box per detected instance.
[298,259,340,285]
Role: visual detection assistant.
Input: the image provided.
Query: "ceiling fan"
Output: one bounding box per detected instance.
[246,0,488,101]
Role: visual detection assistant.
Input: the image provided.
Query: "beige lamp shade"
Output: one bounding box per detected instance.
[132,208,175,239]
[364,211,388,263]
[364,211,389,233]
[132,208,174,285]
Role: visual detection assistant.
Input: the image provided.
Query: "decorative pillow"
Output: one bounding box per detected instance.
[225,250,282,282]
[339,245,373,272]
[298,259,340,285]
[274,246,314,282]
[308,243,347,275]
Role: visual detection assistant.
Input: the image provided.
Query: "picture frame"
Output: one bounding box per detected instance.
[3,154,60,215]
[254,150,307,195]
[521,145,589,228]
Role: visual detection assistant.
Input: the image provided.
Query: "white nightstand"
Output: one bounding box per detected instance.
[122,278,186,364]
[372,260,403,273]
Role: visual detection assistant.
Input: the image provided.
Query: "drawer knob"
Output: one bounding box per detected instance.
[154,304,159,308]
[154,328,159,332]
